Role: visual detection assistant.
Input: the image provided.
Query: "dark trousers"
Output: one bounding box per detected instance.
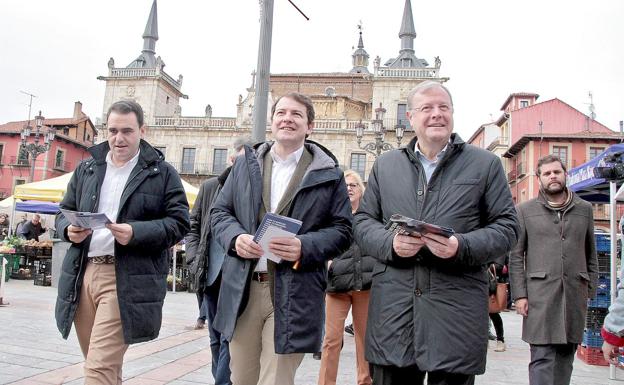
[196,288,208,322]
[489,312,504,342]
[370,363,474,385]
[529,343,576,385]
[205,275,232,385]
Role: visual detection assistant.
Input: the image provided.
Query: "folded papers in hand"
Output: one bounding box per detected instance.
[60,209,113,229]
[385,213,454,238]
[253,213,302,263]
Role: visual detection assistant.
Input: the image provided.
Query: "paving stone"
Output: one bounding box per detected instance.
[0,278,619,384]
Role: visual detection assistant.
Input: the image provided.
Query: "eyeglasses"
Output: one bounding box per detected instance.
[411,104,452,114]
[346,183,359,189]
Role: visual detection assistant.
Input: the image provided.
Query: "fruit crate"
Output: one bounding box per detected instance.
[33,273,51,287]
[34,258,52,275]
[578,345,608,366]
[582,329,604,348]
[596,233,610,253]
[588,289,611,308]
[597,252,610,273]
[586,307,609,330]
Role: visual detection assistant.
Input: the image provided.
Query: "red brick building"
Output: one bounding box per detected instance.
[468,93,622,231]
[0,102,97,199]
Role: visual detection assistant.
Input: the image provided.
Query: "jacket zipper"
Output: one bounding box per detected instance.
[71,167,102,303]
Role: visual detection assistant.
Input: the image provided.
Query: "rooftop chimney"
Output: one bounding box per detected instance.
[73,101,83,120]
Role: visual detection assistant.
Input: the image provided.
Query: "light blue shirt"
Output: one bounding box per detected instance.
[414,142,448,183]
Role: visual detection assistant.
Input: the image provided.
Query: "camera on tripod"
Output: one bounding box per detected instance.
[594,151,624,181]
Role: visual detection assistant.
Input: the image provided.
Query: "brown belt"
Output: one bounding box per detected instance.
[89,255,115,264]
[252,271,270,282]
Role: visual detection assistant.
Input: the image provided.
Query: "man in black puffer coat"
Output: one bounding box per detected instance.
[55,100,190,384]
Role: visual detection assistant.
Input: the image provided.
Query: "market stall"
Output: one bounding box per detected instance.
[13,171,199,208]
[1,171,198,289]
[569,144,624,378]
[0,199,59,283]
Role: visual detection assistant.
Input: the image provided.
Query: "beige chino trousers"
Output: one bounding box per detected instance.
[74,262,128,385]
[229,280,304,385]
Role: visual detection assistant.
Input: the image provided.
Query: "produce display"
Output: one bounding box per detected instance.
[0,236,53,282]
[0,235,22,253]
[22,239,53,248]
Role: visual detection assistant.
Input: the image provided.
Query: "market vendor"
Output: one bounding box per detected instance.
[0,213,9,241]
[20,214,47,241]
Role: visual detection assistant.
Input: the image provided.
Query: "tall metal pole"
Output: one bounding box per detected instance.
[251,0,274,144]
[610,181,618,380]
[29,157,36,182]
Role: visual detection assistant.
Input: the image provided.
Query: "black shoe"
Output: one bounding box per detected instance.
[344,324,354,336]
[313,352,322,360]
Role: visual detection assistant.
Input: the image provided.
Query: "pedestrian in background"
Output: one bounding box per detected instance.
[318,169,374,385]
[488,262,506,352]
[0,213,9,241]
[185,136,251,385]
[510,154,598,385]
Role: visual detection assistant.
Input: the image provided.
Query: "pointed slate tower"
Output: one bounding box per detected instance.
[98,0,186,129]
[128,0,159,68]
[350,24,370,74]
[387,0,427,68]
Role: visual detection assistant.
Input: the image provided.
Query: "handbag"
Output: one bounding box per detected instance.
[488,265,507,313]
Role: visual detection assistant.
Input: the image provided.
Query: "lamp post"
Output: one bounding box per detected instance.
[355,103,405,157]
[20,111,56,182]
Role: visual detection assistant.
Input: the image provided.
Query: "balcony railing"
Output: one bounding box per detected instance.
[517,162,527,177]
[9,156,30,167]
[176,162,226,176]
[152,116,414,134]
[153,116,237,128]
[375,66,440,79]
[109,67,182,90]
[53,161,73,172]
[507,170,517,183]
[313,118,411,132]
[487,136,509,151]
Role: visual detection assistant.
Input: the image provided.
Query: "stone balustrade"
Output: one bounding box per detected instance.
[152,116,237,128]
[109,67,181,90]
[375,66,439,79]
[152,116,408,133]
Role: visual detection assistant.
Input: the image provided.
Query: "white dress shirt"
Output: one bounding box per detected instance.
[88,150,140,257]
[255,145,304,272]
[414,141,449,183]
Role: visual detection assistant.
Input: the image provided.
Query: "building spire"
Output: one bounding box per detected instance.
[386,0,425,68]
[399,0,416,54]
[350,22,370,74]
[127,0,159,68]
[143,0,159,55]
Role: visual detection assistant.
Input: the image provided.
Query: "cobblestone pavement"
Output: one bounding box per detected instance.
[0,279,619,384]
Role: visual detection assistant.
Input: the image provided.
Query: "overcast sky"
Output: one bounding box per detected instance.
[1,0,622,140]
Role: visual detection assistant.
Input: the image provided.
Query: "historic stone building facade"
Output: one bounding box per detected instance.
[98,0,447,186]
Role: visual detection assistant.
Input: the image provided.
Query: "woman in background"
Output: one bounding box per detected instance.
[318,170,374,385]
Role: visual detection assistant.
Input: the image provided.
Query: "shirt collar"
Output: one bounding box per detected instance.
[414,140,450,163]
[106,149,141,169]
[270,144,304,165]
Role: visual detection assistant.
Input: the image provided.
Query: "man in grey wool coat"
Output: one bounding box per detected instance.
[510,154,598,385]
